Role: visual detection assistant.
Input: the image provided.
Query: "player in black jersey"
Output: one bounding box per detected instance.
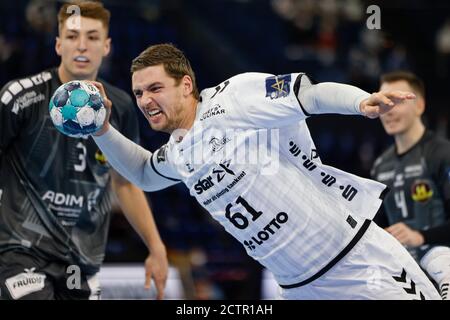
[372,71,450,299]
[0,1,168,299]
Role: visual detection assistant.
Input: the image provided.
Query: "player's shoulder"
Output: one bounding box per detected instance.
[226,72,307,101]
[229,72,275,83]
[372,145,396,171]
[200,72,274,98]
[228,72,304,83]
[422,131,450,161]
[0,69,54,109]
[227,72,277,92]
[200,72,307,101]
[423,131,450,149]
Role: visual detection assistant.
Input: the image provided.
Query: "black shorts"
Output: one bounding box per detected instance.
[0,249,100,300]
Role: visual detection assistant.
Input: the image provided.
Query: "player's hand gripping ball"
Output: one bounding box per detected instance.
[49,80,107,138]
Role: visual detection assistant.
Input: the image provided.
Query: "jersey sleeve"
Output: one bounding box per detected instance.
[369,155,391,228]
[93,126,181,192]
[372,204,390,228]
[0,79,41,154]
[437,151,450,215]
[150,144,182,185]
[227,72,310,129]
[428,140,450,218]
[227,72,368,129]
[101,87,181,190]
[420,139,450,244]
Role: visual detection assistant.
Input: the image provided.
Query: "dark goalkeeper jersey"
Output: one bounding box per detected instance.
[0,68,139,274]
[371,131,450,261]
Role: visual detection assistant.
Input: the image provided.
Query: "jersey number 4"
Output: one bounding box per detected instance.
[394,190,410,219]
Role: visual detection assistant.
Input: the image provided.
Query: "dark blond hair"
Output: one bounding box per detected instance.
[58,1,111,34]
[381,71,425,98]
[131,43,200,99]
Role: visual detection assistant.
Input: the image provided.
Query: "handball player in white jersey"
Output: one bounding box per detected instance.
[91,44,441,299]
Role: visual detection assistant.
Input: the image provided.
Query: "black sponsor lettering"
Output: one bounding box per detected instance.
[13,276,43,288]
[194,176,215,195]
[289,141,359,202]
[321,173,336,187]
[244,212,289,251]
[288,141,301,157]
[257,231,269,241]
[342,185,358,201]
[263,220,278,234]
[302,155,317,171]
[276,212,288,223]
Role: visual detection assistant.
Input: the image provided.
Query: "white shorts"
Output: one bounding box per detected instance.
[278,222,441,300]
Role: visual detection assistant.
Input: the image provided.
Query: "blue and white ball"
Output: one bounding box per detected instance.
[49,80,106,138]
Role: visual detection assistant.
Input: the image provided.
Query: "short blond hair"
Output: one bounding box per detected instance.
[58,1,111,34]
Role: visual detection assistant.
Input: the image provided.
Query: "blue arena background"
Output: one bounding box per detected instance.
[1,0,449,299]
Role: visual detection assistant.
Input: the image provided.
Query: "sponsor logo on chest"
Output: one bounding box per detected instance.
[194,159,236,195]
[404,164,424,178]
[209,136,231,153]
[200,104,226,121]
[411,180,433,203]
[377,170,395,182]
[42,190,84,207]
[12,91,45,114]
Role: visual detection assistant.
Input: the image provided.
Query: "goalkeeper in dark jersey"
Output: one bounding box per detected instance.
[372,71,450,299]
[0,1,168,299]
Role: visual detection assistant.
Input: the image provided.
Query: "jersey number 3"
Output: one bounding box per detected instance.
[74,142,87,172]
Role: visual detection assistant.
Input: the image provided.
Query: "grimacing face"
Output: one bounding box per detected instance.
[56,16,111,81]
[379,80,424,136]
[132,64,189,133]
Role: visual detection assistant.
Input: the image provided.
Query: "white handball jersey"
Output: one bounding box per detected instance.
[98,72,387,286]
[149,72,387,286]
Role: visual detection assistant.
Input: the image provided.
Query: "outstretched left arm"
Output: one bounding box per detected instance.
[111,170,168,299]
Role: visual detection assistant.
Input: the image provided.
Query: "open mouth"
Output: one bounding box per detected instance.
[147,109,162,118]
[74,56,90,63]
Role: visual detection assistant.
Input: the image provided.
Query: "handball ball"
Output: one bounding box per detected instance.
[49,80,107,138]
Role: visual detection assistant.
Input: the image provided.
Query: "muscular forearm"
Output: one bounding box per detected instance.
[298,82,370,116]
